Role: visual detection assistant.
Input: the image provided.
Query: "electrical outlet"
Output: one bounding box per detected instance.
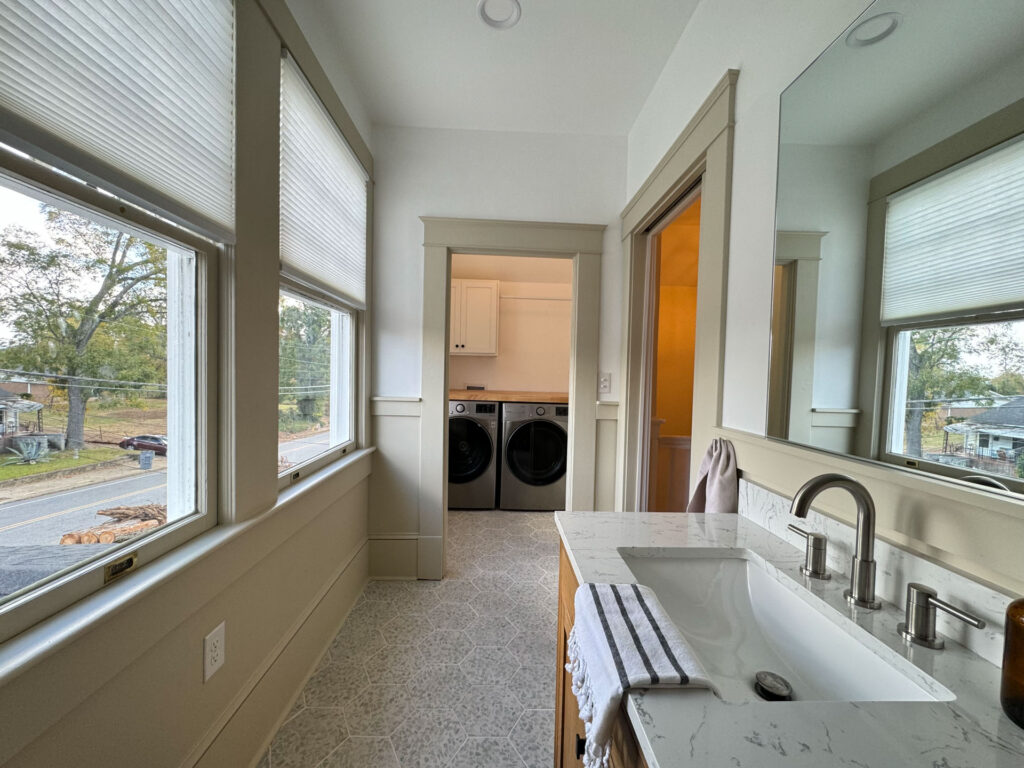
[598,371,612,394]
[204,621,226,682]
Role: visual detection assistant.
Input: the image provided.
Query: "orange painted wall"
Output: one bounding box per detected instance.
[654,198,700,437]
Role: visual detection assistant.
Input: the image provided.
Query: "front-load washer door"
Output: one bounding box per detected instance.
[505,420,568,486]
[449,417,494,484]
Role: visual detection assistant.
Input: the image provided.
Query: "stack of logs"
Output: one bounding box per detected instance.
[59,504,167,545]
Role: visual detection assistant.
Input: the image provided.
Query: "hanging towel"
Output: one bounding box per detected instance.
[685,437,738,514]
[566,583,711,768]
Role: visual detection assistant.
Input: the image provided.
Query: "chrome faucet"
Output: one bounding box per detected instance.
[789,473,881,609]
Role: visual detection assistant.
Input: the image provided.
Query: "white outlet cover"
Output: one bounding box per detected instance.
[598,372,612,394]
[204,621,226,682]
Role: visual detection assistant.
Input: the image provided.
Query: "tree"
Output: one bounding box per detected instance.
[0,207,166,448]
[903,324,1023,457]
[278,296,331,424]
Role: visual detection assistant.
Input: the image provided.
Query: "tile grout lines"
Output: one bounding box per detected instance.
[261,509,560,768]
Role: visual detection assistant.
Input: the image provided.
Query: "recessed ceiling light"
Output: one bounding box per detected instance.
[478,0,522,30]
[845,12,902,48]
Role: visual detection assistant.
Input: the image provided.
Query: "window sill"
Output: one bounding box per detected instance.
[0,447,374,687]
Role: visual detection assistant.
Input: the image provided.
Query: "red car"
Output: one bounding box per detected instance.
[119,435,168,456]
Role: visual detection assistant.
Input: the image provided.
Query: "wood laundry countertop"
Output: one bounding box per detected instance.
[448,390,569,404]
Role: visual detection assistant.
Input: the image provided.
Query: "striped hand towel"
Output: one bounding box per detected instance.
[566,583,711,768]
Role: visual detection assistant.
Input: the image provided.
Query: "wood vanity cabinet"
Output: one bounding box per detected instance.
[555,541,649,768]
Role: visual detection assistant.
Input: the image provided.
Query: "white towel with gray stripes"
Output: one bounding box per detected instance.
[566,583,711,768]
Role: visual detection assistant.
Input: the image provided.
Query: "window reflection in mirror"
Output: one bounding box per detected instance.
[768,0,1024,493]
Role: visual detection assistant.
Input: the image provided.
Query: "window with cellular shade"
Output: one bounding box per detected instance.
[280,54,368,309]
[881,134,1024,325]
[0,0,235,240]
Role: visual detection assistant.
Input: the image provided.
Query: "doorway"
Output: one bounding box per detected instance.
[447,254,574,513]
[641,190,701,511]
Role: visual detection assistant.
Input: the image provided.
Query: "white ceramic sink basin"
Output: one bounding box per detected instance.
[618,547,953,703]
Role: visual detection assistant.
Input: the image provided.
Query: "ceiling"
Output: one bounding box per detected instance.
[780,0,1024,148]
[286,0,700,136]
[453,253,572,284]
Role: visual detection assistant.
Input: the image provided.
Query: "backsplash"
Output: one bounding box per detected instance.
[738,478,1013,667]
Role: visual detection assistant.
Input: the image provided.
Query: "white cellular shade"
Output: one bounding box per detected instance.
[882,135,1024,325]
[280,55,367,309]
[0,0,235,240]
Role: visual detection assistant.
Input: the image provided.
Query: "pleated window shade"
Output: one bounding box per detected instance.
[0,0,235,240]
[280,54,367,309]
[882,135,1024,325]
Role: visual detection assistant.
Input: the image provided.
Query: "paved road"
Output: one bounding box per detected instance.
[278,433,331,467]
[0,471,168,546]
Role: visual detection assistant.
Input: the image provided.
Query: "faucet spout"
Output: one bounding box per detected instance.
[789,473,881,609]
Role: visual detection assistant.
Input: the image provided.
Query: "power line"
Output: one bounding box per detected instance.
[0,367,165,388]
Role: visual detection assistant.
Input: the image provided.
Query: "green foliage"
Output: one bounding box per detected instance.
[1017,451,1024,480]
[992,371,1024,396]
[278,295,331,432]
[903,324,1023,457]
[3,441,52,466]
[0,206,168,445]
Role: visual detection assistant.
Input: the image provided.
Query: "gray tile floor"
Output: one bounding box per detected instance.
[260,510,560,768]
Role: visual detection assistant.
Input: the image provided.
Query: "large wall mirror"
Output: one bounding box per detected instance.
[769,0,1024,494]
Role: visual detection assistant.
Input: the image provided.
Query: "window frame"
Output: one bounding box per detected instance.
[878,288,1024,494]
[276,278,360,490]
[0,146,218,645]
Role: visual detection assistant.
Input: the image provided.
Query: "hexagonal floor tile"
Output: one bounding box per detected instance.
[428,601,479,631]
[463,615,517,648]
[449,737,527,768]
[453,684,525,737]
[417,629,475,665]
[506,628,557,667]
[435,578,481,604]
[270,707,347,768]
[319,737,400,768]
[470,589,516,618]
[510,709,555,768]
[303,658,370,709]
[364,644,425,686]
[406,664,473,709]
[328,619,386,662]
[342,685,415,737]
[510,665,556,709]
[460,646,519,686]
[472,571,516,593]
[381,612,436,646]
[391,707,467,768]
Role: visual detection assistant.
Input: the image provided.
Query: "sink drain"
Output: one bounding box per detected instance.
[753,670,794,701]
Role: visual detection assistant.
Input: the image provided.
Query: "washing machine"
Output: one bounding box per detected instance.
[500,402,569,511]
[448,400,499,509]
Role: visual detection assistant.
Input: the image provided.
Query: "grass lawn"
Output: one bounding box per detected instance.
[40,398,168,444]
[0,446,126,482]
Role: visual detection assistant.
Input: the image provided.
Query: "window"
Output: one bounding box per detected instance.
[882,134,1024,488]
[0,0,235,240]
[277,52,367,482]
[278,291,355,475]
[0,168,210,641]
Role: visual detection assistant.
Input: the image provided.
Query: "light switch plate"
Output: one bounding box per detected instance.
[598,372,612,394]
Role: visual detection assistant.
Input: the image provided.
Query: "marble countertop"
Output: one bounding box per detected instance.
[555,511,1024,768]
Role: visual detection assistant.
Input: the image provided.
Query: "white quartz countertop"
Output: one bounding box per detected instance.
[555,511,1024,768]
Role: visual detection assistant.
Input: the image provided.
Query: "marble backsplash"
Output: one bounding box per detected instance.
[738,478,1014,667]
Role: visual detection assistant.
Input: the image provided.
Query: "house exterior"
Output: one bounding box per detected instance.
[0,385,44,449]
[943,395,1024,474]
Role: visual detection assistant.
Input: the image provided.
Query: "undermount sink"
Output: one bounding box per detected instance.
[618,547,953,704]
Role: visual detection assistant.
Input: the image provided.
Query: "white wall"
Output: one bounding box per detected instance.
[776,143,871,409]
[449,281,573,393]
[372,125,626,400]
[626,0,872,433]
